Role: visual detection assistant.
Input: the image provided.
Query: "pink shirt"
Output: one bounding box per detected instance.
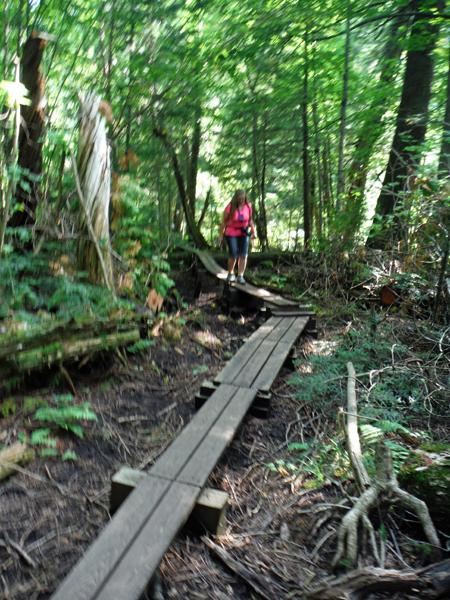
[225,202,252,236]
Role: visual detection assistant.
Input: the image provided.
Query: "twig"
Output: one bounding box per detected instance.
[189,334,222,360]
[59,364,76,396]
[5,536,38,568]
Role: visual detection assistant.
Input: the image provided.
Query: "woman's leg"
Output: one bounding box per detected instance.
[228,257,237,273]
[225,236,238,277]
[237,256,247,276]
[237,236,250,280]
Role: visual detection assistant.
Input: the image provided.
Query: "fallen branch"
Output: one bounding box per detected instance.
[1,327,139,379]
[307,559,450,600]
[202,536,287,600]
[346,362,371,494]
[0,442,35,481]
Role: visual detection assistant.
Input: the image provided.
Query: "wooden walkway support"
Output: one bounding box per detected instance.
[50,264,315,600]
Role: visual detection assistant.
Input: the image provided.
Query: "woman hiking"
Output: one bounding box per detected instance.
[218,189,257,284]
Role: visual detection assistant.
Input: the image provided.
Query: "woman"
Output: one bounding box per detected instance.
[218,189,257,284]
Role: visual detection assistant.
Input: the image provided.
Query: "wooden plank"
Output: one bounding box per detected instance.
[214,337,263,384]
[251,341,293,392]
[279,316,308,345]
[95,481,201,600]
[177,387,257,487]
[50,475,172,600]
[230,339,276,388]
[149,384,237,480]
[271,310,315,317]
[214,317,282,385]
[266,317,295,342]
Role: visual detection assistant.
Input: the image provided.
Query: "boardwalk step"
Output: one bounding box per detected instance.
[110,467,229,536]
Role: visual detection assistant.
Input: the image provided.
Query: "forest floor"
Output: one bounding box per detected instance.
[1,260,449,600]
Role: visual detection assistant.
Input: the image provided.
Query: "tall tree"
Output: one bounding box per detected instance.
[368,0,445,248]
[8,31,49,228]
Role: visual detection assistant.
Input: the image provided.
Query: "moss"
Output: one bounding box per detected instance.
[420,443,450,453]
[398,451,450,535]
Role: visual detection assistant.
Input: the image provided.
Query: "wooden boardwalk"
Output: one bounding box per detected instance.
[50,272,314,600]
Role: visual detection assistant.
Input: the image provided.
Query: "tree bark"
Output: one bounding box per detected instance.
[76,92,114,288]
[347,7,407,200]
[8,31,49,228]
[303,29,311,248]
[154,127,208,249]
[368,0,444,248]
[438,43,450,178]
[336,10,351,212]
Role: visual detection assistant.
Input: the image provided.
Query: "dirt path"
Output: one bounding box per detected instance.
[1,269,445,600]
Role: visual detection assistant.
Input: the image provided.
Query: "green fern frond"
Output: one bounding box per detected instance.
[127,339,155,355]
[360,424,383,442]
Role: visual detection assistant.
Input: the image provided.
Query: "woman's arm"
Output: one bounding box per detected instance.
[249,217,257,239]
[218,210,229,248]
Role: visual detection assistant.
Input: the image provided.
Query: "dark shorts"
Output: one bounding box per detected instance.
[225,235,249,259]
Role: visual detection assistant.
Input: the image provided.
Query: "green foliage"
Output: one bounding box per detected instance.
[0,398,16,417]
[270,439,350,486]
[126,339,155,355]
[193,365,208,376]
[0,80,28,106]
[34,394,98,439]
[289,319,423,420]
[0,244,133,318]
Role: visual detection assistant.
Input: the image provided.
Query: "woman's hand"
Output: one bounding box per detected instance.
[218,236,223,249]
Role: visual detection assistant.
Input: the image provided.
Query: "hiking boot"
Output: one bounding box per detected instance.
[227,273,236,283]
[237,275,246,285]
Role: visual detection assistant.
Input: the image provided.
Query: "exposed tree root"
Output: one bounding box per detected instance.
[332,362,442,570]
[307,559,450,600]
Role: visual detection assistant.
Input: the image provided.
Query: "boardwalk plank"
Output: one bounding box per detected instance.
[214,317,282,385]
[95,481,200,600]
[266,317,295,342]
[177,388,257,487]
[279,317,309,345]
[149,384,237,480]
[251,341,293,392]
[50,476,171,600]
[231,339,276,388]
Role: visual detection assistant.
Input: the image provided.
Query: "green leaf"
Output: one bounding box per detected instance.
[40,448,60,457]
[193,365,208,375]
[62,450,78,461]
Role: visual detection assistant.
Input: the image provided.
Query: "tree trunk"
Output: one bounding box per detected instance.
[312,46,323,238]
[336,10,351,212]
[303,29,311,248]
[438,43,450,178]
[76,92,114,288]
[251,111,267,249]
[187,105,202,216]
[154,127,208,249]
[368,0,444,248]
[3,1,9,79]
[347,7,407,199]
[260,110,269,250]
[8,31,49,228]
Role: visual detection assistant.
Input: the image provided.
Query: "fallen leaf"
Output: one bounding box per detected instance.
[147,289,164,312]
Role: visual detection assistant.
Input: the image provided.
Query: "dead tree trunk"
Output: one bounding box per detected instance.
[8,31,49,228]
[76,92,114,289]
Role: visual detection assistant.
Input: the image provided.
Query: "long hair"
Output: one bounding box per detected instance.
[228,189,248,221]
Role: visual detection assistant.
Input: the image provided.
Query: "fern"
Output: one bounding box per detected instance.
[360,423,384,443]
[34,395,98,439]
[126,339,155,355]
